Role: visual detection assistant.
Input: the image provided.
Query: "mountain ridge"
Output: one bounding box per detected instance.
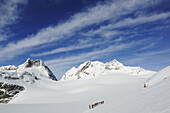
[61,59,153,80]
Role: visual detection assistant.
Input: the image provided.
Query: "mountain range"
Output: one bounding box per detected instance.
[61,59,152,80]
[0,58,169,113]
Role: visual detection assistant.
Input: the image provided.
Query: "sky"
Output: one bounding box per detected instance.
[0,0,170,80]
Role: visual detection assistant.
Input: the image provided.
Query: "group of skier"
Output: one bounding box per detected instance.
[89,100,104,109]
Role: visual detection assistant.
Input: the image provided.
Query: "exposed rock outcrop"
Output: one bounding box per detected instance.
[0,82,25,103]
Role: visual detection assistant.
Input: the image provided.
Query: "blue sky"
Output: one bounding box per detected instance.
[0,0,170,79]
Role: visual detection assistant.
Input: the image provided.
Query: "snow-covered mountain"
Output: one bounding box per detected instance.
[0,58,57,103]
[61,59,152,80]
[0,58,57,83]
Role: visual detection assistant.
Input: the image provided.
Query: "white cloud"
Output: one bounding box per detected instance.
[0,0,27,40]
[80,30,121,38]
[0,0,27,28]
[45,38,149,65]
[139,42,156,51]
[84,12,170,37]
[110,12,170,29]
[121,49,170,71]
[121,48,170,66]
[31,40,105,57]
[31,36,127,57]
[0,34,7,41]
[0,0,161,61]
[136,48,170,57]
[45,43,133,65]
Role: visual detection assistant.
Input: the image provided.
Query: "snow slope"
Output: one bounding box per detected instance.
[61,59,152,80]
[0,67,169,113]
[145,66,170,87]
[0,60,169,113]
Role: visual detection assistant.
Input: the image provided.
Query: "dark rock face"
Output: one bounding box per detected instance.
[44,65,57,81]
[0,82,25,103]
[4,76,20,80]
[24,58,46,68]
[24,58,42,68]
[75,61,91,79]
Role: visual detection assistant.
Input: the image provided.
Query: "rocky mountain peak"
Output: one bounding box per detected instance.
[17,58,57,81]
[0,58,57,83]
[18,58,45,69]
[105,59,124,70]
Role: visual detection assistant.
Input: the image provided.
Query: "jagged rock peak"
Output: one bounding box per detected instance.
[17,58,57,81]
[21,58,45,68]
[0,58,57,81]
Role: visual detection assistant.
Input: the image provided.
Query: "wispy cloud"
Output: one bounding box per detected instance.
[46,38,149,64]
[121,48,170,71]
[0,0,161,61]
[29,11,170,58]
[45,42,135,65]
[136,48,170,57]
[31,35,138,57]
[0,34,7,41]
[31,39,105,57]
[84,12,170,37]
[139,42,156,51]
[108,12,170,29]
[0,0,27,40]
[0,0,27,28]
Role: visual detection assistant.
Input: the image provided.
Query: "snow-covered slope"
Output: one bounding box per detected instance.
[61,59,153,80]
[0,68,169,113]
[0,59,169,113]
[144,66,170,87]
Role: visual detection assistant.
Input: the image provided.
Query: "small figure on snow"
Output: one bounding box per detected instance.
[144,82,147,88]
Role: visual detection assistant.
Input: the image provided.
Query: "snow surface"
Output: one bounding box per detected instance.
[145,66,170,87]
[0,68,169,113]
